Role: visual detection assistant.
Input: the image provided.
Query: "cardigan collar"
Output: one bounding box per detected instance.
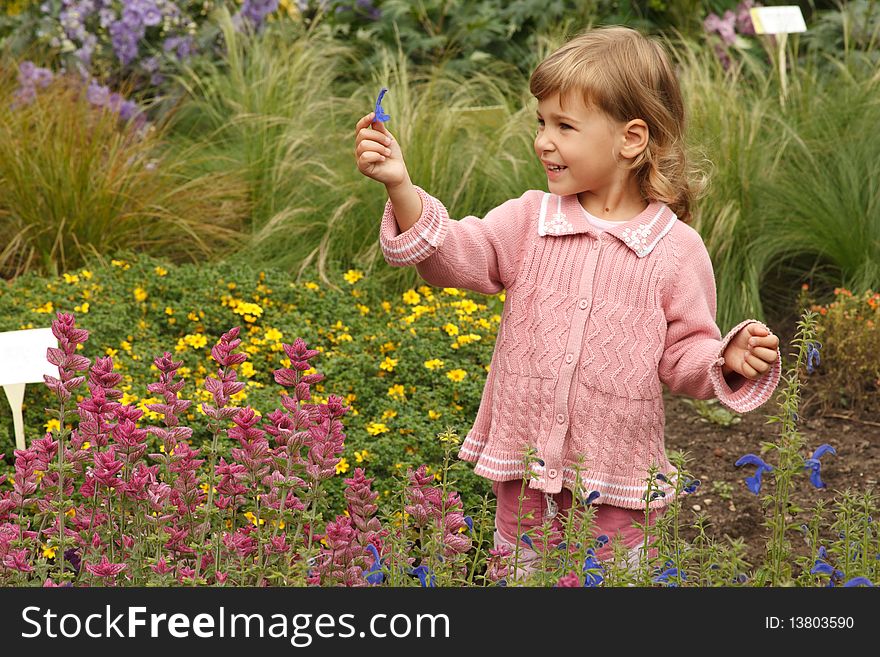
[537,193,678,258]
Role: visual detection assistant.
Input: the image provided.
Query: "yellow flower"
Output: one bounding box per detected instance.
[402,289,421,305]
[33,301,54,314]
[45,418,61,433]
[499,291,506,302]
[184,334,208,349]
[457,299,478,314]
[381,301,392,313]
[354,449,370,463]
[357,304,370,316]
[243,512,265,526]
[65,508,76,518]
[240,362,255,378]
[366,422,389,436]
[344,269,364,284]
[120,392,138,405]
[428,410,442,420]
[443,323,459,336]
[446,369,467,382]
[133,287,148,302]
[82,442,91,450]
[165,306,174,315]
[379,356,398,372]
[424,358,444,370]
[442,288,462,296]
[265,327,283,342]
[80,269,93,279]
[382,409,398,420]
[111,259,130,269]
[335,458,350,475]
[154,266,168,277]
[63,273,80,284]
[73,302,90,314]
[380,342,396,354]
[305,282,319,291]
[387,384,406,401]
[42,544,57,559]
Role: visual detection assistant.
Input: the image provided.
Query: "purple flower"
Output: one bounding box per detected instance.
[582,548,605,587]
[803,444,835,489]
[364,543,383,585]
[704,10,737,46]
[86,81,110,107]
[555,571,581,587]
[374,87,390,122]
[734,453,774,495]
[843,577,873,587]
[806,341,821,374]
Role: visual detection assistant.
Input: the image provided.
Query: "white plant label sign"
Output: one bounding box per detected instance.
[750,6,807,34]
[0,328,58,450]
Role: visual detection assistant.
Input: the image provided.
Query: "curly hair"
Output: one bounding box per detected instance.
[529,26,704,222]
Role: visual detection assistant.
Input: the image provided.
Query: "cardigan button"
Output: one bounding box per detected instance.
[556,413,565,424]
[565,354,573,363]
[548,469,558,478]
[591,239,599,250]
[578,299,588,310]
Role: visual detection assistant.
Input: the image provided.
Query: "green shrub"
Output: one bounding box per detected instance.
[0,63,248,279]
[799,285,880,415]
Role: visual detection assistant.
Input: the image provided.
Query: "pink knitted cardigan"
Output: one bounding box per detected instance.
[379,187,782,509]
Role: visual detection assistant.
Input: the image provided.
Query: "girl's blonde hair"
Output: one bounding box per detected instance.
[530,26,703,222]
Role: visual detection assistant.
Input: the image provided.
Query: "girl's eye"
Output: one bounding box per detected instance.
[559,123,573,130]
[536,118,545,127]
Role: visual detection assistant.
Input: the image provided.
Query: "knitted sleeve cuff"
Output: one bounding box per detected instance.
[379,186,448,267]
[709,319,782,413]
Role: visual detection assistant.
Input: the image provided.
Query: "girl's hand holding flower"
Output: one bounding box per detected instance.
[354,111,409,189]
[722,322,780,381]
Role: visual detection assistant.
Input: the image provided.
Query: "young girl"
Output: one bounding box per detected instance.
[354,26,781,575]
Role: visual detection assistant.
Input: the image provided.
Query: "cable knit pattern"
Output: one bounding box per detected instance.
[379,189,782,509]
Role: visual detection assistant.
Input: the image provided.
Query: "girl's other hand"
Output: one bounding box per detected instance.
[722,322,780,381]
[354,112,408,188]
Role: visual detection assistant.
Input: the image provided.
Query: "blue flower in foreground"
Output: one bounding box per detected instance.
[407,564,436,587]
[843,577,873,587]
[581,490,600,505]
[653,567,686,586]
[805,341,822,374]
[364,543,383,585]
[803,444,836,489]
[811,546,844,586]
[520,534,534,550]
[582,548,605,587]
[734,454,774,494]
[463,515,473,533]
[682,477,701,494]
[594,534,609,548]
[374,87,391,122]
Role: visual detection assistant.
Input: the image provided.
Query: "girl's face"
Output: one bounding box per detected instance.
[533,93,623,200]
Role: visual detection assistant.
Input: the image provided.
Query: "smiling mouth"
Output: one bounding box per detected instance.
[546,164,567,172]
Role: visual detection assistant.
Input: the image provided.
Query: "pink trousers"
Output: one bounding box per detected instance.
[493,479,663,578]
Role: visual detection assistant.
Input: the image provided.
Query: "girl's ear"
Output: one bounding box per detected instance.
[619,119,649,160]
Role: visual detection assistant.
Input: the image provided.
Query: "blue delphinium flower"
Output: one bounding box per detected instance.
[653,567,687,586]
[811,546,844,586]
[682,477,701,494]
[734,454,774,494]
[582,548,605,587]
[843,577,873,587]
[520,533,534,550]
[463,515,473,533]
[580,490,600,505]
[803,444,836,489]
[408,564,436,587]
[805,341,822,374]
[374,87,391,122]
[364,543,383,585]
[594,534,609,549]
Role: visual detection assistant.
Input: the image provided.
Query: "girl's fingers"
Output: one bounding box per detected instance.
[358,128,391,145]
[355,112,376,131]
[748,346,777,362]
[357,139,392,157]
[744,354,767,377]
[359,151,386,164]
